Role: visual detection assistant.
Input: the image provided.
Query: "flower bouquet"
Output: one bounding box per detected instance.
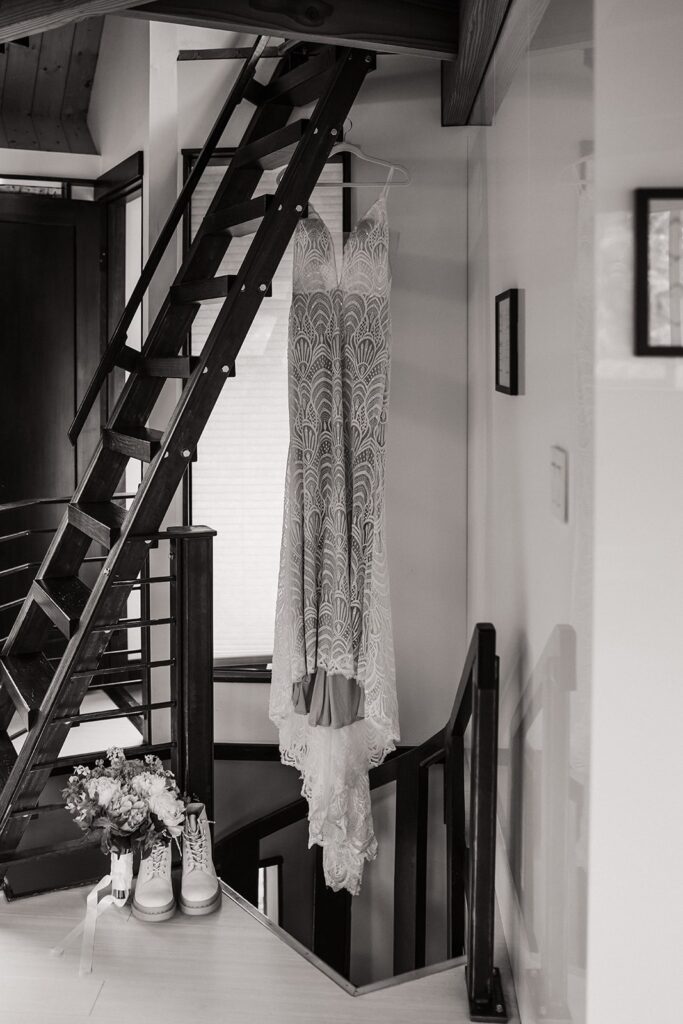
[63,747,186,905]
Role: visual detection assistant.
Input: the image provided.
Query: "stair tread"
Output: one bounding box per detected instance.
[139,356,199,378]
[261,52,334,105]
[103,426,164,463]
[233,119,308,171]
[70,501,127,530]
[0,653,53,726]
[34,576,91,617]
[171,275,234,304]
[31,576,91,640]
[106,425,164,442]
[68,501,127,551]
[204,194,275,237]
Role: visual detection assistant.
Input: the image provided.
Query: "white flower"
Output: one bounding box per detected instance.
[130,772,166,799]
[86,777,122,809]
[148,791,185,835]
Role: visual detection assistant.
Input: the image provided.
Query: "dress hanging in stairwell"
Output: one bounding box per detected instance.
[270,180,399,895]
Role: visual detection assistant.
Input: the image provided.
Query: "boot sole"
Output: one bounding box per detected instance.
[179,887,222,916]
[132,897,177,923]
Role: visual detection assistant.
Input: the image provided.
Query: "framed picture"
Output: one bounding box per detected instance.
[635,188,683,355]
[495,289,519,394]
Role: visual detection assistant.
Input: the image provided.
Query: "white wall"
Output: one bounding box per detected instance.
[466,5,594,1022]
[351,56,469,746]
[587,2,683,1022]
[88,16,150,173]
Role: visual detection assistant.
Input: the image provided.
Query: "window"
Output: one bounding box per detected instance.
[186,153,346,660]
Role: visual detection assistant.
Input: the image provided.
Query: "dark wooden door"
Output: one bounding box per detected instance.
[0,193,103,640]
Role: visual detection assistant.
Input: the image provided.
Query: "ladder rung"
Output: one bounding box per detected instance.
[172,275,234,305]
[31,577,91,639]
[67,501,127,550]
[137,356,200,378]
[233,119,309,171]
[203,194,276,237]
[260,51,335,107]
[103,426,163,463]
[0,653,53,729]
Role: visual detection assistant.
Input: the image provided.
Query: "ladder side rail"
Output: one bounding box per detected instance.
[68,34,270,445]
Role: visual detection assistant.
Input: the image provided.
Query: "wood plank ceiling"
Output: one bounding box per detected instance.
[0,18,103,153]
[0,0,521,127]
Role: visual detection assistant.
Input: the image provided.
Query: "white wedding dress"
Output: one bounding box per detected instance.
[270,185,399,895]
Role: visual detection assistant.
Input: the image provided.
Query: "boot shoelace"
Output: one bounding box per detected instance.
[149,841,168,878]
[184,823,209,872]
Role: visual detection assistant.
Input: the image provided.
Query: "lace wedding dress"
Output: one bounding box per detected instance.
[270,185,399,895]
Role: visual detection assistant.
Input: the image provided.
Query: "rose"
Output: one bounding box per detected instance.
[86,777,122,809]
[130,772,167,799]
[148,790,186,836]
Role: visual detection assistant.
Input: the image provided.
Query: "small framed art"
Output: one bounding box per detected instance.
[635,188,683,355]
[495,288,519,394]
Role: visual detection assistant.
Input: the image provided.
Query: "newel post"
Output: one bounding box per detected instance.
[168,526,216,820]
[467,623,507,1022]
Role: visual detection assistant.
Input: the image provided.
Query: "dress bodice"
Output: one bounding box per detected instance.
[292,197,391,299]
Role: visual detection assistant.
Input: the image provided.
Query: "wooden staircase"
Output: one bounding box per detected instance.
[0,39,374,865]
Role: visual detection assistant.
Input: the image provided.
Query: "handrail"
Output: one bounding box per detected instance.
[213,624,507,1021]
[67,34,269,446]
[0,491,137,515]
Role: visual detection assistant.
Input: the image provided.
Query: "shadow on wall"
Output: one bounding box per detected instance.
[499,625,587,1023]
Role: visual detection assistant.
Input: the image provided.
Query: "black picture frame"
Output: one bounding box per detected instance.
[635,187,683,356]
[495,288,519,395]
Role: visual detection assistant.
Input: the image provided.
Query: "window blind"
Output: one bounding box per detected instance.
[189,160,344,658]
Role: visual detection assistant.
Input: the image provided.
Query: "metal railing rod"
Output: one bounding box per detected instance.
[0,491,137,515]
[111,575,174,587]
[88,677,143,690]
[72,658,174,679]
[10,803,67,819]
[0,528,56,544]
[53,700,175,726]
[0,597,24,613]
[0,555,106,579]
[46,648,143,663]
[32,741,175,773]
[91,616,174,632]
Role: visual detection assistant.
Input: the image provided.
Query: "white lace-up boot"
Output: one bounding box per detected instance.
[132,840,176,922]
[180,803,221,915]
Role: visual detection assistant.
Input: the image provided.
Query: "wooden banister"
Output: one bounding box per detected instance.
[213,625,507,1021]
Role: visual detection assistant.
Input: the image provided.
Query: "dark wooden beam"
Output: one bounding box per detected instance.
[441,0,512,125]
[134,0,458,60]
[0,1,148,44]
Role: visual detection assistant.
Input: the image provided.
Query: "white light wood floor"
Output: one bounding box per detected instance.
[0,886,519,1024]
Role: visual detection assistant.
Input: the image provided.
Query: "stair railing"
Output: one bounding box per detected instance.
[68,34,269,445]
[0,522,216,897]
[214,623,507,1022]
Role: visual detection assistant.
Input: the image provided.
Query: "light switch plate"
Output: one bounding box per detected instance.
[550,446,568,522]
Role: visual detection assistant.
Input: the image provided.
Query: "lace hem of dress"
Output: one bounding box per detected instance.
[276,712,397,895]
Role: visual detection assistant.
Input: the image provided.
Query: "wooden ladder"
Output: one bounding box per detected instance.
[0,39,374,861]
